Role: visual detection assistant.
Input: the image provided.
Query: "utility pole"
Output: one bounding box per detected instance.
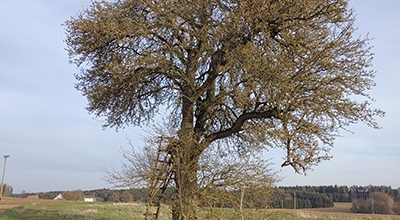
[293,191,296,209]
[240,183,244,220]
[371,192,375,214]
[0,155,10,201]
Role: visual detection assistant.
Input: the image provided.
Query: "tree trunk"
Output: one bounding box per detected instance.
[172,158,198,220]
[171,86,201,219]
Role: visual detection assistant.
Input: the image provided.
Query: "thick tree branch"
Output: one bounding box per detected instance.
[194,49,226,99]
[206,108,279,143]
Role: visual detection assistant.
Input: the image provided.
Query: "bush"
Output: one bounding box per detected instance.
[1,184,13,197]
[393,204,400,215]
[351,192,394,214]
[395,194,400,203]
[120,191,133,203]
[62,190,85,201]
[108,192,120,202]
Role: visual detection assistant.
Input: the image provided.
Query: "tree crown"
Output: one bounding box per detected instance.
[65,0,384,172]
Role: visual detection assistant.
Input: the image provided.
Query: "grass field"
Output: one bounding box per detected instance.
[1,198,400,220]
[0,197,171,220]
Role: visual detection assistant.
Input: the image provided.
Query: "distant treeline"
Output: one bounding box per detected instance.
[14,185,400,210]
[15,188,156,203]
[270,189,334,209]
[278,185,400,203]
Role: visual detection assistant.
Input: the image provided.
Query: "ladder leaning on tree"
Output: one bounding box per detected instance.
[144,137,174,220]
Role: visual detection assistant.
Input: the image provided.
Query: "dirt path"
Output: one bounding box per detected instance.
[306,202,353,213]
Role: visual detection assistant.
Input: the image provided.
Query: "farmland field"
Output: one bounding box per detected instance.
[271,203,400,220]
[1,198,400,220]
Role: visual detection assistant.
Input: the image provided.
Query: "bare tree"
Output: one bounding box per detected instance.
[1,184,13,197]
[108,192,120,203]
[65,0,383,218]
[103,137,159,188]
[62,190,85,201]
[351,192,395,214]
[104,134,278,209]
[121,191,134,203]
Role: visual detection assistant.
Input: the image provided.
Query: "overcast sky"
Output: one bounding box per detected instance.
[0,0,399,194]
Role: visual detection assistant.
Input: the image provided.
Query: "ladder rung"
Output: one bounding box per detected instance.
[144,212,157,216]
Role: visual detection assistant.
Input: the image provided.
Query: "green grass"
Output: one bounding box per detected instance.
[0,201,302,220]
[0,201,170,220]
[1,200,398,220]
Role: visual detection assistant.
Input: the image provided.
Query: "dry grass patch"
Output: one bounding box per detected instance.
[0,197,48,213]
[280,203,400,220]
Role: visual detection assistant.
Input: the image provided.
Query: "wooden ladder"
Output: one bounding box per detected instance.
[144,139,173,220]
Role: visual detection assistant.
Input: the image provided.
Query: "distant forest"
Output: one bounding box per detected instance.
[14,185,400,209]
[272,185,400,209]
[279,185,400,202]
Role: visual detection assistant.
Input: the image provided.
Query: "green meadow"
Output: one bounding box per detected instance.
[0,200,302,220]
[1,199,400,220]
[0,201,168,220]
